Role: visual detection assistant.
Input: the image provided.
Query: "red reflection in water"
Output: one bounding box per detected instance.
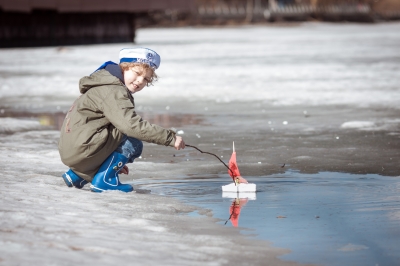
[228,198,248,227]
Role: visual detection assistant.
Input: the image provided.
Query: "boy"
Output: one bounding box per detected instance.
[58,48,185,193]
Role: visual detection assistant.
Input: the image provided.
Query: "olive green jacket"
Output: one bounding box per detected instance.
[58,69,175,181]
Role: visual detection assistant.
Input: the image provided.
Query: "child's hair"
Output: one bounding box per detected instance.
[119,62,158,86]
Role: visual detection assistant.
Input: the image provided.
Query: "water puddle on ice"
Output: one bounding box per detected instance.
[0,110,67,130]
[136,170,400,266]
[0,109,205,130]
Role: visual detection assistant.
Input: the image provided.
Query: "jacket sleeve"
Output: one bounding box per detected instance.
[101,87,176,147]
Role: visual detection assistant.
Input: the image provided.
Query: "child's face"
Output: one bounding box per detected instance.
[123,66,152,94]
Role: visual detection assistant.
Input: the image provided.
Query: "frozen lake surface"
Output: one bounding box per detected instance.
[1,22,399,265]
[0,22,400,110]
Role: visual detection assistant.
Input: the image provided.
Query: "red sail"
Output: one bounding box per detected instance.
[228,151,241,178]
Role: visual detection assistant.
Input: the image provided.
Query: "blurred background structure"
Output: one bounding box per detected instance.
[1,0,399,47]
[0,0,195,47]
[194,0,400,23]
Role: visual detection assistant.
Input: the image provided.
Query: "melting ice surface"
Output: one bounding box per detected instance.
[136,171,400,266]
[0,22,400,110]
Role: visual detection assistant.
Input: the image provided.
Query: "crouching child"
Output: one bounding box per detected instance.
[58,48,185,193]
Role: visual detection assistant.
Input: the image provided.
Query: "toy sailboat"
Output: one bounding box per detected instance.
[221,142,257,193]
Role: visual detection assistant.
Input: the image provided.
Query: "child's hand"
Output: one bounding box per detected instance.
[120,165,129,175]
[174,136,185,150]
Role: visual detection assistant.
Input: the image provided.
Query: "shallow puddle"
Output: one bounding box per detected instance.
[135,170,400,266]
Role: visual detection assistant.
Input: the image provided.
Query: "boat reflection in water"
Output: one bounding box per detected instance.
[222,192,256,227]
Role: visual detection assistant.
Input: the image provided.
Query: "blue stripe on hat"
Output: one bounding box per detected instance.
[119,57,157,69]
[120,58,139,63]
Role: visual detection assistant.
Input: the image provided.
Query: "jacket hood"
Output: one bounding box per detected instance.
[79,69,124,94]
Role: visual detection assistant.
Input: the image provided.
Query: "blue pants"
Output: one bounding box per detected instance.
[115,136,143,163]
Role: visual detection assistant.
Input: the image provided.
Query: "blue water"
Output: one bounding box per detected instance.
[136,170,400,266]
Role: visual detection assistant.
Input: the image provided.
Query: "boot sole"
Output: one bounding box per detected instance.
[90,185,133,193]
[90,185,104,193]
[62,174,73,187]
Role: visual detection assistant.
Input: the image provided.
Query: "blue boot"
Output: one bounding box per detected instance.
[90,152,133,193]
[62,169,88,189]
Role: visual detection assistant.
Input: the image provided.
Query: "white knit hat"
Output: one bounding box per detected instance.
[119,48,161,69]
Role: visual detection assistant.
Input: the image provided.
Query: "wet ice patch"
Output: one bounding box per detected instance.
[0,118,44,134]
[338,243,369,252]
[292,156,312,160]
[341,119,400,131]
[340,121,375,130]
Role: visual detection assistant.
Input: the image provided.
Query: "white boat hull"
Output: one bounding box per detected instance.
[221,182,256,193]
[222,191,256,200]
